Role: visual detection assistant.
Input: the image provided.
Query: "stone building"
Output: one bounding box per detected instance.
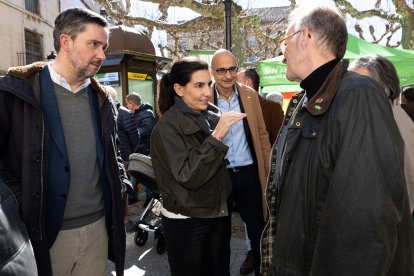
[0,0,60,76]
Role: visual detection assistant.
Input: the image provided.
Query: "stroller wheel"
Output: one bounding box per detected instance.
[134,228,148,246]
[156,233,166,254]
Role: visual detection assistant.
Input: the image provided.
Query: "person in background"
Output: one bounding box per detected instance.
[236,68,283,275]
[151,57,246,276]
[349,54,414,216]
[237,68,284,146]
[266,92,284,106]
[106,86,136,231]
[402,86,414,122]
[0,8,131,276]
[262,5,414,275]
[106,86,134,164]
[211,49,271,276]
[125,92,155,207]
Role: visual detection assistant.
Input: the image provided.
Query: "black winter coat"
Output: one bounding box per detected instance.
[0,62,131,276]
[262,60,414,276]
[128,103,155,156]
[150,104,231,218]
[0,178,37,275]
[116,103,133,161]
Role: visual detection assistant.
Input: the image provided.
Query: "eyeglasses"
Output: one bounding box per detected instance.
[211,66,239,76]
[278,30,302,53]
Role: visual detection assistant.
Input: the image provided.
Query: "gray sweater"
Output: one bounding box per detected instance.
[53,84,104,229]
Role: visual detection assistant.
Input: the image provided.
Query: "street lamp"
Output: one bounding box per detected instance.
[224,0,232,51]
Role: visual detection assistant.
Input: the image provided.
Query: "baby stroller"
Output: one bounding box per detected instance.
[128,153,166,254]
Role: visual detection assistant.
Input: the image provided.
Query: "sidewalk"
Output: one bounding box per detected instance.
[105,193,253,276]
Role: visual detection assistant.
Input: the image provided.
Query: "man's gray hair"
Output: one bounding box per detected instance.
[288,5,347,59]
[126,92,142,105]
[266,92,284,103]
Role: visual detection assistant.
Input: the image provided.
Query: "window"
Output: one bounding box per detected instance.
[25,30,43,65]
[25,0,39,15]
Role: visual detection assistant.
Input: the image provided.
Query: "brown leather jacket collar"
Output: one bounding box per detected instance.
[7,61,109,100]
[304,59,349,116]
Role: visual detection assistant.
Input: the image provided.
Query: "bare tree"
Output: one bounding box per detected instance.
[94,0,287,66]
[94,0,414,66]
[334,0,413,48]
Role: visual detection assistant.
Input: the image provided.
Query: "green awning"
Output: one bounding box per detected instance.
[258,34,414,92]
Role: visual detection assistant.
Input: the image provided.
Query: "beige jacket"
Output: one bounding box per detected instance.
[392,103,414,212]
[212,83,271,219]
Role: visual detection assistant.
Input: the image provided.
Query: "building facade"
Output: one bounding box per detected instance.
[0,0,60,76]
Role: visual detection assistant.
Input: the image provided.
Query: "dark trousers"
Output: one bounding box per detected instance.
[163,216,227,276]
[220,164,265,276]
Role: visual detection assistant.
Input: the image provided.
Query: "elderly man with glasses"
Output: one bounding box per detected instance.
[210,49,271,276]
[261,4,414,276]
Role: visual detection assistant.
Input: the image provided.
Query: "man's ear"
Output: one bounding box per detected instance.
[300,28,311,49]
[246,78,253,88]
[60,34,71,52]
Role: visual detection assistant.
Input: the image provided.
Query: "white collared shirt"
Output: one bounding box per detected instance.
[48,62,90,93]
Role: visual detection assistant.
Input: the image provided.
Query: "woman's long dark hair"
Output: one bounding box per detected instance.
[158,57,209,115]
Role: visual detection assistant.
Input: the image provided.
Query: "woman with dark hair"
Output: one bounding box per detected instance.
[150,57,246,276]
[350,55,414,216]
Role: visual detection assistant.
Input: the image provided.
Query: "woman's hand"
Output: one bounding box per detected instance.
[212,111,246,141]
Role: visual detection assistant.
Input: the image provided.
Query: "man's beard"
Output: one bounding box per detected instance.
[71,56,101,80]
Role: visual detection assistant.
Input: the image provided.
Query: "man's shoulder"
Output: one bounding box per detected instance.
[118,105,131,116]
[340,71,379,92]
[6,62,47,80]
[0,62,46,102]
[331,71,390,115]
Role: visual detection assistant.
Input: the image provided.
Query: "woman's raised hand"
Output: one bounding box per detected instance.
[212,111,246,141]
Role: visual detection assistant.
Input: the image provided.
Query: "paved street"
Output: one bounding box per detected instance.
[105,194,253,276]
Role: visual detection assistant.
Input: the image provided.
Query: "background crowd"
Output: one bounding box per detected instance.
[1,4,414,276]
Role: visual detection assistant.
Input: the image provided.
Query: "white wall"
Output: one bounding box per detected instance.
[0,0,59,74]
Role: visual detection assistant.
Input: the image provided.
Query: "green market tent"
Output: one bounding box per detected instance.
[257,34,414,93]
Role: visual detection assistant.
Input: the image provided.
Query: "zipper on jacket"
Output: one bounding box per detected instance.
[38,115,46,241]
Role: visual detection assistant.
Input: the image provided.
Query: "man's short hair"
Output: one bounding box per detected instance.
[288,5,347,59]
[126,92,142,105]
[244,68,260,92]
[403,86,414,101]
[53,8,108,52]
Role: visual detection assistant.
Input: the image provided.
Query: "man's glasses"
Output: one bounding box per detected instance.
[278,29,302,53]
[211,66,239,76]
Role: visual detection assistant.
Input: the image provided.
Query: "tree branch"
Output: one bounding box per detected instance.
[333,0,401,23]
